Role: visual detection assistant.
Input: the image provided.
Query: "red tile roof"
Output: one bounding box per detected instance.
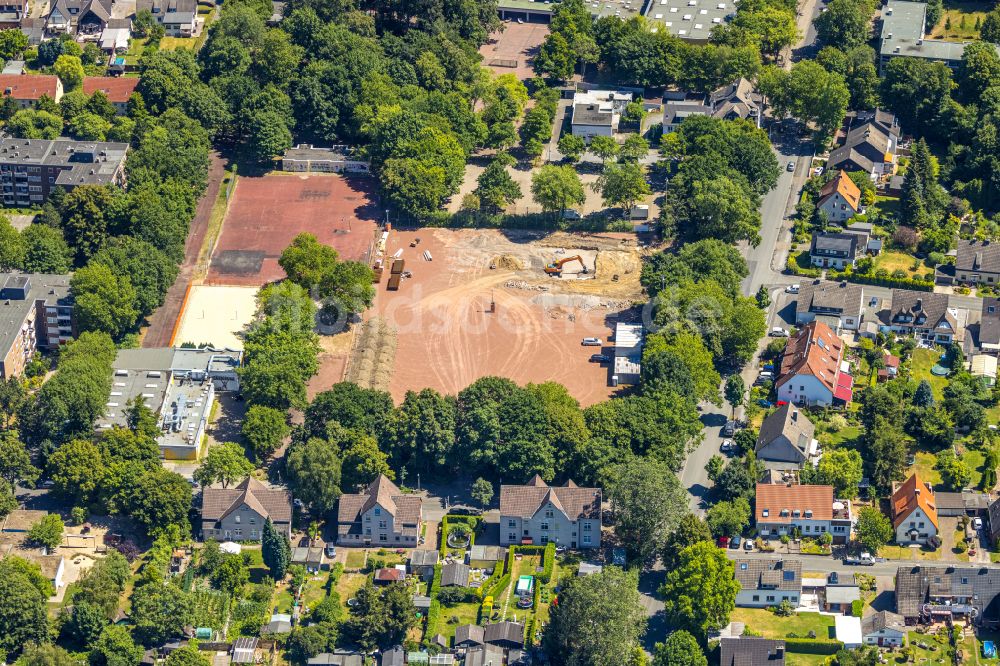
[776,321,844,394]
[818,170,862,210]
[755,483,834,523]
[891,473,939,530]
[82,76,139,103]
[0,74,59,101]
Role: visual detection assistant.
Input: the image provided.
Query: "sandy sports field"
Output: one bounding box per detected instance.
[207,173,380,286]
[479,22,549,80]
[172,285,258,349]
[362,228,647,406]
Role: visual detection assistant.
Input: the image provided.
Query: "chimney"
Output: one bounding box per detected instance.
[791,409,798,422]
[915,487,921,496]
[775,645,785,659]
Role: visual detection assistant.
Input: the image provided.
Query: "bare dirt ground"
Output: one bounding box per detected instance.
[478,22,549,80]
[366,228,646,406]
[307,330,355,399]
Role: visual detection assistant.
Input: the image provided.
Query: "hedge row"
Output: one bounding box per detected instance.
[439,515,483,556]
[828,270,934,291]
[484,573,511,602]
[540,543,556,583]
[783,639,844,655]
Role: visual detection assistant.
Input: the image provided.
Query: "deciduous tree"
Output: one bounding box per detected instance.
[661,541,739,638]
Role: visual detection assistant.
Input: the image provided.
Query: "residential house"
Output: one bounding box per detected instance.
[97,347,243,460]
[734,559,802,608]
[955,240,1000,286]
[891,473,939,545]
[0,74,62,108]
[337,475,423,547]
[755,483,853,543]
[201,477,292,541]
[281,144,371,174]
[441,562,470,587]
[82,77,139,114]
[979,297,1000,354]
[0,550,65,595]
[570,90,630,139]
[662,90,711,133]
[98,18,130,52]
[895,565,1000,624]
[484,621,524,650]
[136,0,198,36]
[719,638,785,666]
[794,280,864,332]
[0,138,128,206]
[862,611,906,647]
[499,475,602,549]
[709,78,761,125]
[882,290,965,345]
[0,0,24,27]
[46,0,112,34]
[0,273,74,380]
[755,404,819,470]
[643,0,733,42]
[809,231,868,270]
[408,549,439,579]
[827,110,899,178]
[824,585,861,613]
[817,170,863,222]
[775,321,852,407]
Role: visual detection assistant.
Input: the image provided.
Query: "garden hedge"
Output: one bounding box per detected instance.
[439,515,483,556]
[828,270,933,291]
[783,639,844,655]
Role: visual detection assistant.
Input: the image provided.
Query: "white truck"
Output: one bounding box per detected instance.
[843,552,876,566]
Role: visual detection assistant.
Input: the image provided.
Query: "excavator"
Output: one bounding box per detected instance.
[544,255,588,276]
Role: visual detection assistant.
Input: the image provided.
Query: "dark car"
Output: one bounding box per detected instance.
[722,420,737,437]
[589,354,610,363]
[730,535,742,549]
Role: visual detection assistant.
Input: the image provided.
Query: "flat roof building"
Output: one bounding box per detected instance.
[879,0,1000,71]
[281,144,370,174]
[613,322,643,386]
[97,347,242,460]
[0,272,74,379]
[0,138,128,207]
[497,0,646,22]
[645,0,732,42]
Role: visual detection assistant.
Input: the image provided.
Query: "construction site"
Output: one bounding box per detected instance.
[347,227,648,406]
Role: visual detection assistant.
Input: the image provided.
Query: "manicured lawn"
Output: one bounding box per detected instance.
[815,423,862,449]
[963,447,987,490]
[910,348,949,399]
[345,550,367,570]
[879,544,942,561]
[986,404,1000,425]
[335,572,368,605]
[906,630,953,664]
[787,653,833,666]
[729,608,836,640]
[874,195,901,218]
[928,1,988,39]
[430,600,482,642]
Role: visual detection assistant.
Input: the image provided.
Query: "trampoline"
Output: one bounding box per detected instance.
[930,364,950,376]
[984,641,996,658]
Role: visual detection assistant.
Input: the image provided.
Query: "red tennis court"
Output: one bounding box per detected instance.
[207,174,380,286]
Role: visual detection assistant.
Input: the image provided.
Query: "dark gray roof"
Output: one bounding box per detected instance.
[455,624,485,647]
[956,240,1000,274]
[379,648,405,666]
[409,549,439,567]
[720,637,785,666]
[811,232,860,257]
[796,280,864,319]
[885,290,956,334]
[0,272,72,363]
[306,652,363,666]
[895,565,1000,620]
[441,562,470,587]
[572,103,613,126]
[755,404,815,463]
[0,138,128,188]
[463,646,505,666]
[734,559,802,593]
[484,621,524,647]
[828,120,897,174]
[935,491,989,512]
[981,298,1000,347]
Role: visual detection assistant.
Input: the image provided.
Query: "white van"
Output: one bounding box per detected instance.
[581,337,602,346]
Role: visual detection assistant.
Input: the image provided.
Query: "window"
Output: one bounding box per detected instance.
[508,520,516,528]
[250,530,257,538]
[545,510,554,518]
[541,523,549,531]
[508,533,516,541]
[541,535,549,544]
[249,517,255,525]
[379,533,387,541]
[379,521,387,529]
[235,515,241,524]
[582,535,591,544]
[234,529,242,537]
[752,595,760,602]
[374,507,381,515]
[766,596,775,602]
[583,523,591,531]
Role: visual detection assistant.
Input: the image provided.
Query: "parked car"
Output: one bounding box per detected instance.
[787,161,795,171]
[722,420,737,437]
[717,536,731,548]
[730,535,742,549]
[974,517,984,530]
[721,440,735,452]
[581,337,602,346]
[770,327,790,337]
[785,284,800,294]
[589,354,610,363]
[869,296,879,307]
[743,538,754,551]
[813,166,824,176]
[326,543,336,558]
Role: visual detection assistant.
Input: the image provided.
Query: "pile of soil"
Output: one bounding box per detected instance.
[492,254,524,270]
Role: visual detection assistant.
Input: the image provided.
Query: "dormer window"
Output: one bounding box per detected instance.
[762,509,770,517]
[374,507,381,515]
[235,515,241,524]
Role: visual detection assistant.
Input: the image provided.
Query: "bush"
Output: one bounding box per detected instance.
[828,269,933,291]
[438,587,476,604]
[540,542,556,583]
[782,639,844,655]
[425,599,441,634]
[851,599,863,617]
[485,574,511,601]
